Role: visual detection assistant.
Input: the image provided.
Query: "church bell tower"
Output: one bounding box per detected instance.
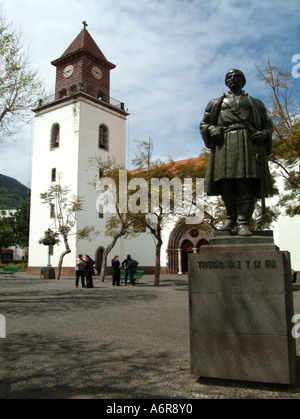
[51,21,116,103]
[28,23,129,275]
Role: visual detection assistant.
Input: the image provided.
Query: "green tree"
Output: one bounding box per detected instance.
[131,139,175,286]
[41,184,97,280]
[257,59,300,217]
[94,148,211,285]
[0,209,15,261]
[131,140,210,286]
[13,192,30,248]
[131,136,164,172]
[0,9,44,140]
[95,160,142,283]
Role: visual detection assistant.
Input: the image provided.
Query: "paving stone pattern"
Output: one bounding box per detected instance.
[1,274,300,399]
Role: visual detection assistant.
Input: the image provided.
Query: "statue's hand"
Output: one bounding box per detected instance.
[209,125,223,138]
[251,131,268,144]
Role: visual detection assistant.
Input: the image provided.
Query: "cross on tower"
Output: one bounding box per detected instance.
[82,21,88,30]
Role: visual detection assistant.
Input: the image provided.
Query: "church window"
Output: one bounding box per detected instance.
[99,124,109,151]
[51,168,56,182]
[50,123,60,150]
[98,204,104,219]
[59,89,67,98]
[86,87,92,96]
[70,85,77,94]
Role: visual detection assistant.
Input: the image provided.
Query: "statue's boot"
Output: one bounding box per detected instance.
[219,195,237,231]
[236,196,256,236]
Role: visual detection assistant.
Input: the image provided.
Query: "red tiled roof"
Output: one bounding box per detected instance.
[165,157,204,169]
[130,157,205,174]
[53,28,115,69]
[62,29,106,59]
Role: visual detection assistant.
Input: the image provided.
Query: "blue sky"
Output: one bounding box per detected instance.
[1,0,299,186]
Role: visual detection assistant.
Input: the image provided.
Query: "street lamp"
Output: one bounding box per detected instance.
[43,228,56,279]
[45,228,53,267]
[44,228,53,238]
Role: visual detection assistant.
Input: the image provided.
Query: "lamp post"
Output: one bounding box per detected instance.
[43,228,56,279]
[45,228,53,267]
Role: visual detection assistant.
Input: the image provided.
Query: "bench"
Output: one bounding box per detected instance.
[0,267,19,277]
[120,270,144,284]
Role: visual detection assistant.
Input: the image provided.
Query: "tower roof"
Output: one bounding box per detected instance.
[51,26,116,69]
[62,28,106,60]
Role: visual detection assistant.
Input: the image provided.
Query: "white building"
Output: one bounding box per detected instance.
[270,162,300,274]
[28,25,300,278]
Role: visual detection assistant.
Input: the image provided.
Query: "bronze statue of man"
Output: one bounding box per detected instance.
[200,69,273,236]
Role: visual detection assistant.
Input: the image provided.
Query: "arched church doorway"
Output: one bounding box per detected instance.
[181,240,194,273]
[95,247,105,276]
[167,221,214,274]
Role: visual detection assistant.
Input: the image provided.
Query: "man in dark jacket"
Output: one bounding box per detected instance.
[200,69,273,236]
[112,255,121,286]
[122,255,131,285]
[126,255,139,286]
[84,255,95,288]
[75,254,85,288]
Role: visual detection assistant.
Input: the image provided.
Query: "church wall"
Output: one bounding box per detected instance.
[28,102,80,271]
[273,215,300,271]
[268,162,300,272]
[28,94,130,274]
[74,99,128,263]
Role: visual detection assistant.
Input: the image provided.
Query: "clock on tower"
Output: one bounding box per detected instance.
[51,22,116,102]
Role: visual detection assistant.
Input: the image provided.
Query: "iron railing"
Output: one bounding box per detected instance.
[35,85,125,111]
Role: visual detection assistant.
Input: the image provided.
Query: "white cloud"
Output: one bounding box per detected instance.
[1,0,299,181]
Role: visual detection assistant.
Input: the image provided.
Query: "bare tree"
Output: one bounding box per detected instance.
[94,161,141,282]
[41,184,97,280]
[257,58,300,217]
[0,9,44,141]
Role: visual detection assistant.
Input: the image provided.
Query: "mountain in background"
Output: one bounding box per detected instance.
[0,174,30,209]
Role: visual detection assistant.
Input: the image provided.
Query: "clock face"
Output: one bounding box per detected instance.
[63,65,74,78]
[92,66,102,80]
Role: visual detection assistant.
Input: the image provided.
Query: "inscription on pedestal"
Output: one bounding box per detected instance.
[197,259,277,270]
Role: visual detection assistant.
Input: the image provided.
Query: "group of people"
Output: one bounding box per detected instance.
[75,253,139,288]
[112,254,139,286]
[75,254,95,288]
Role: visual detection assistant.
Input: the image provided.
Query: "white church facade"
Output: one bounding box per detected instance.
[28,25,300,279]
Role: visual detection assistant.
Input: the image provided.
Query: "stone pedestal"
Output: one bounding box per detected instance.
[189,231,296,385]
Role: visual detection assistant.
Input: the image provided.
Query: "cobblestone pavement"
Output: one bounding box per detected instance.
[1,273,300,399]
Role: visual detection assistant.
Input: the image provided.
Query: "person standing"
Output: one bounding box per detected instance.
[126,255,139,286]
[112,255,121,286]
[200,69,273,236]
[75,254,85,288]
[84,255,95,288]
[122,254,131,285]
